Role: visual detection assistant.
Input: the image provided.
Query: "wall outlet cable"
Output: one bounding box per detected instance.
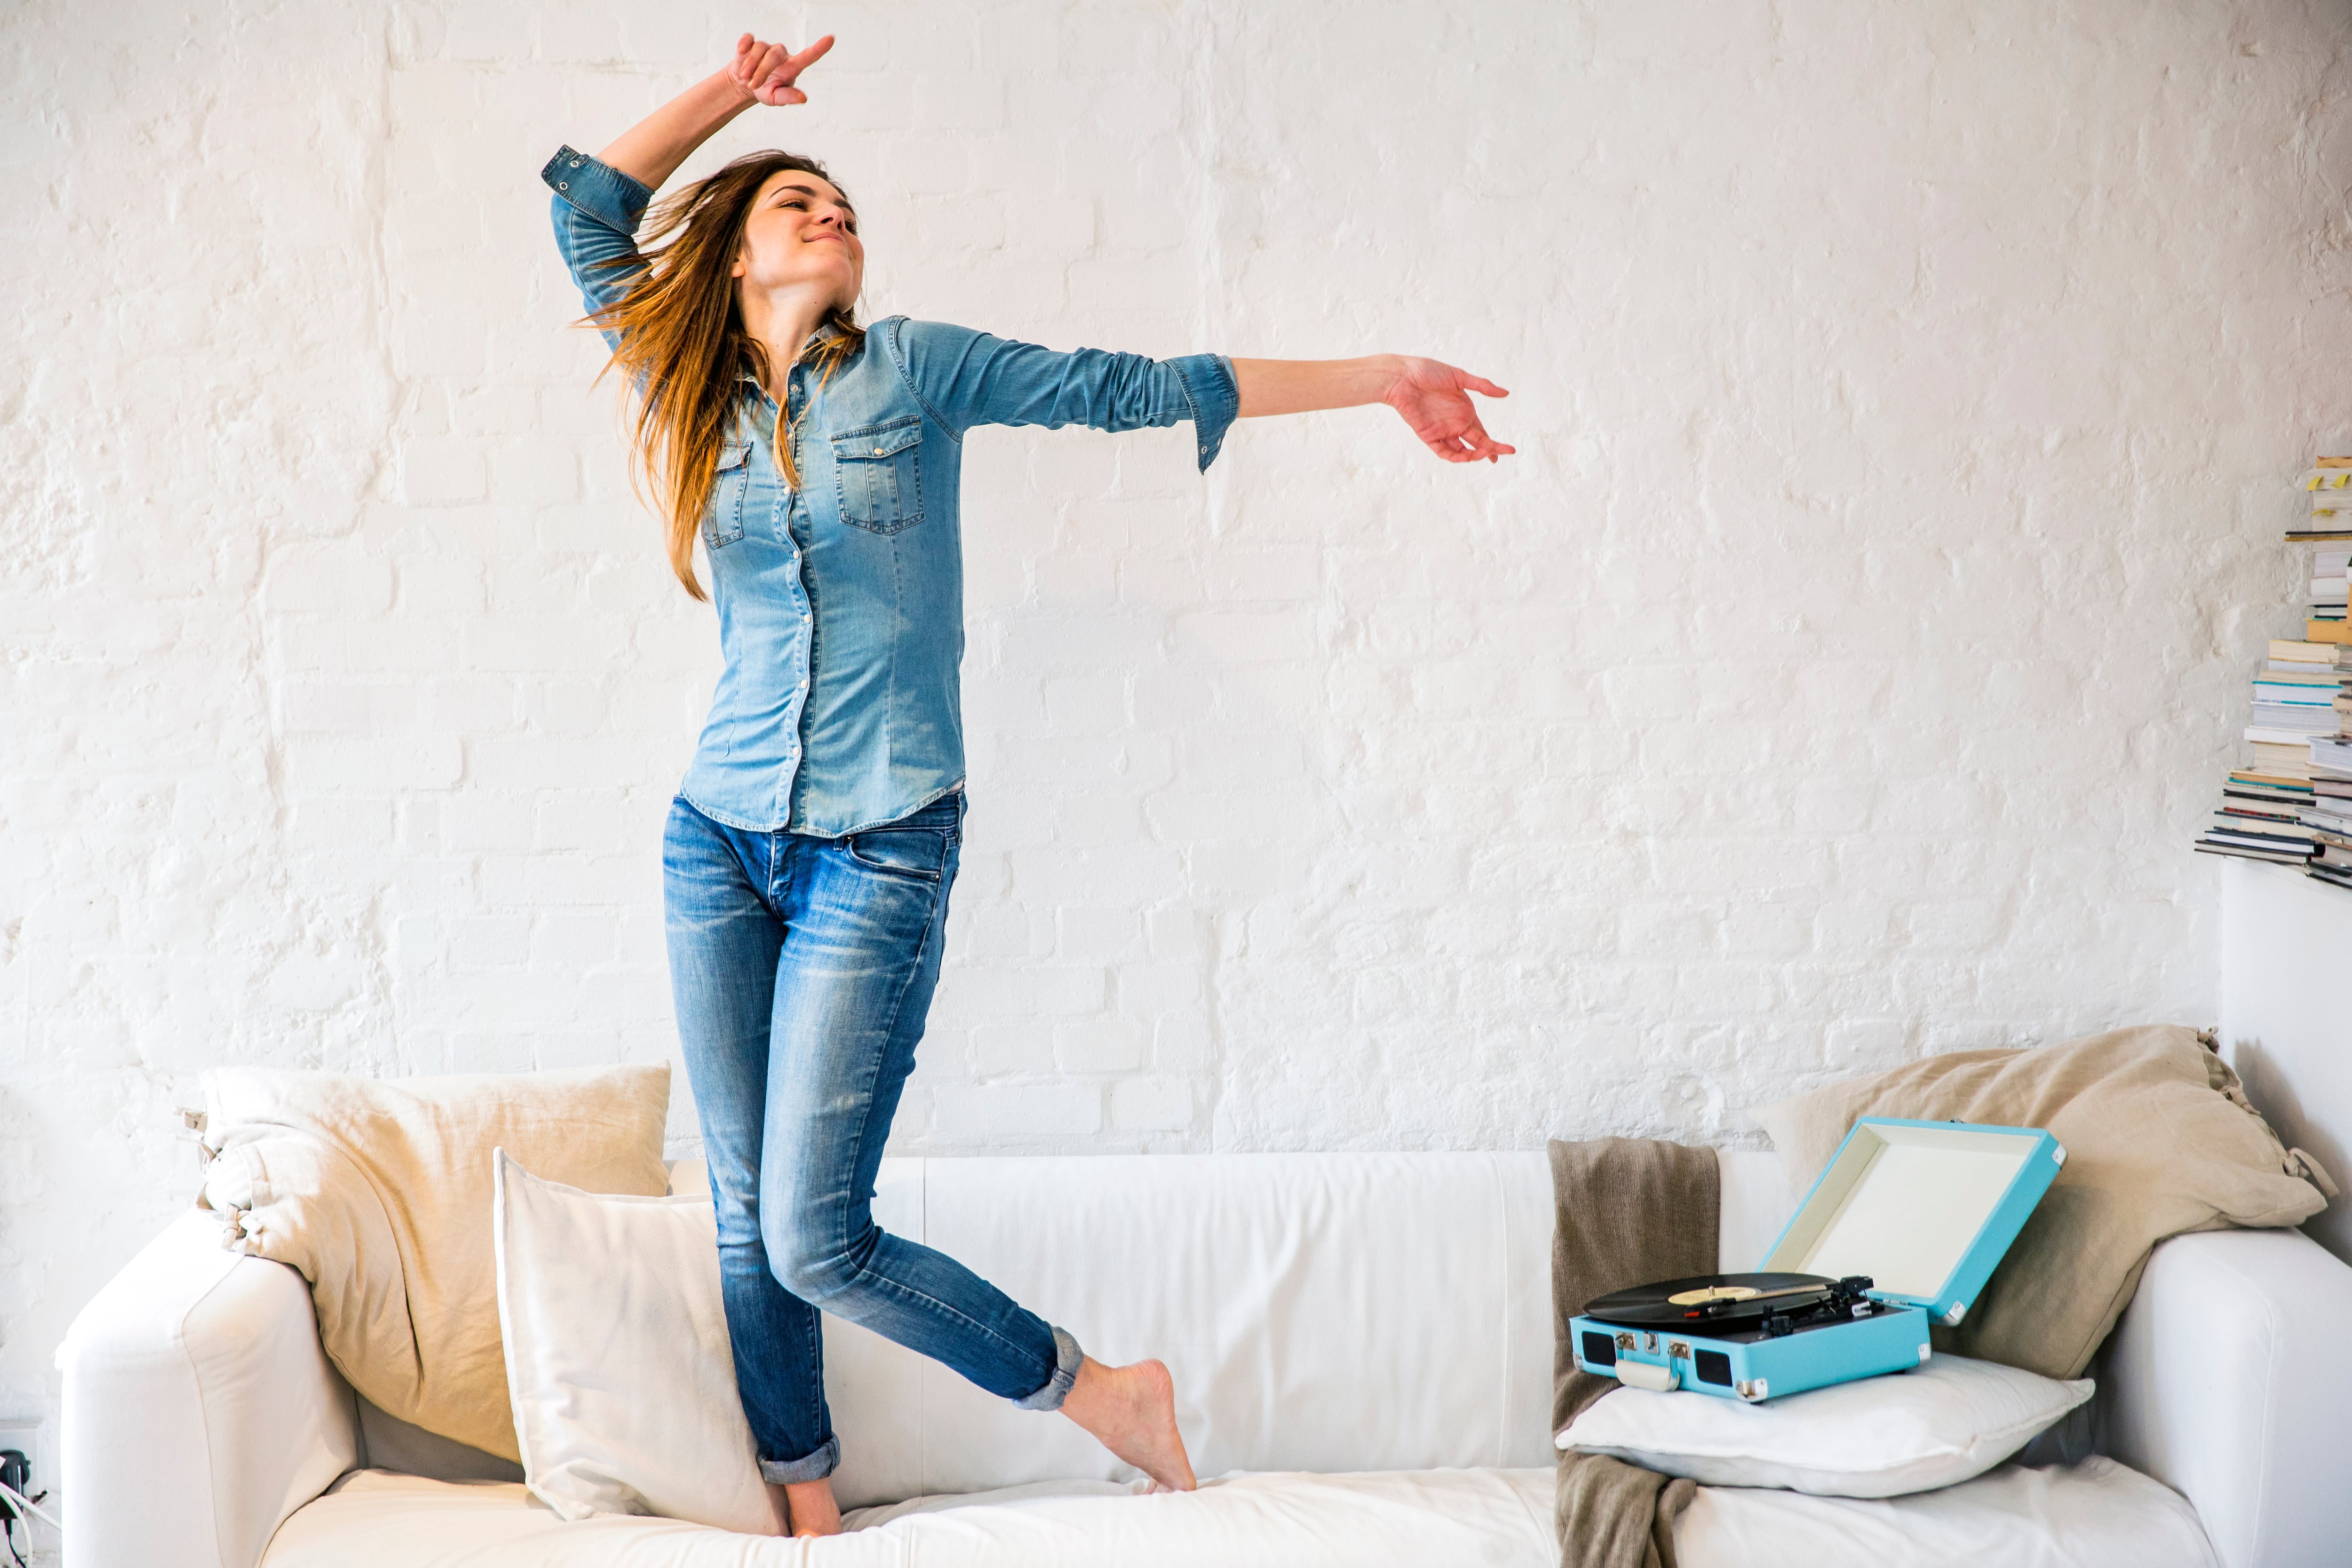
[0,1453,56,1567]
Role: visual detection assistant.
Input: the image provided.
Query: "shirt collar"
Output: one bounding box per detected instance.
[737,322,848,386]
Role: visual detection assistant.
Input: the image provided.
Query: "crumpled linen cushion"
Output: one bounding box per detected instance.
[197,1063,672,1462]
[1752,1025,2330,1379]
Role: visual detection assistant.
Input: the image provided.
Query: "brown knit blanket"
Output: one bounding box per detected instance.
[1549,1138,1720,1568]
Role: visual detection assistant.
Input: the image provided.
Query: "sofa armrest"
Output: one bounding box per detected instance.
[59,1209,358,1568]
[2101,1228,2352,1568]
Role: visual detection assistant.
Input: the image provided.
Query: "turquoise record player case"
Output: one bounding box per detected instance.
[1569,1118,2066,1402]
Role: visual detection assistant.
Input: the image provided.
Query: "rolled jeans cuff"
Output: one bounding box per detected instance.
[1014,1326,1083,1411]
[759,1435,841,1485]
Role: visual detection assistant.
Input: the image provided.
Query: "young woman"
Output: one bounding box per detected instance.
[544,31,1513,1538]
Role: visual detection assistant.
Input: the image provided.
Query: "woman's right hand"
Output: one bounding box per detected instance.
[591,32,834,191]
[729,32,834,107]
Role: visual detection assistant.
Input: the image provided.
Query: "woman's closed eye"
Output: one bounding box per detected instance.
[777,195,856,233]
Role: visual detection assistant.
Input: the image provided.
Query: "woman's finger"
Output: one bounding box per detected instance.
[1469,429,1516,461]
[1463,375,1510,398]
[739,36,783,82]
[1447,392,1516,459]
[767,35,832,98]
[762,46,829,105]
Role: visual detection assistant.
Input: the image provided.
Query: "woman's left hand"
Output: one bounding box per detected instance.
[1383,358,1515,463]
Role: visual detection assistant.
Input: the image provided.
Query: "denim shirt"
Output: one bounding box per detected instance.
[542,146,1240,835]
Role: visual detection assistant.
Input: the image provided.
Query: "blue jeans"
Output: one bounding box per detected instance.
[662,792,1081,1483]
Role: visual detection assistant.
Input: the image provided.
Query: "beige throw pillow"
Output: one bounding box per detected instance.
[197,1064,672,1462]
[1752,1026,2331,1379]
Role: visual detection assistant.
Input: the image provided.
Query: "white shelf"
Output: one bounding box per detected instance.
[2218,858,2352,1266]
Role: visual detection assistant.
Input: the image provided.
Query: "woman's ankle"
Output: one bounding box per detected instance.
[1059,1355,1197,1493]
[777,1477,843,1537]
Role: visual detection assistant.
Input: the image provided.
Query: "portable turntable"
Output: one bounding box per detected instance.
[1570,1118,2066,1402]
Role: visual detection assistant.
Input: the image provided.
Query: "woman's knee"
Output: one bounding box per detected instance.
[711,1187,764,1254]
[763,1209,870,1304]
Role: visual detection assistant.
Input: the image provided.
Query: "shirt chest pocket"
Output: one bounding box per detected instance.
[831,419,925,535]
[706,441,750,549]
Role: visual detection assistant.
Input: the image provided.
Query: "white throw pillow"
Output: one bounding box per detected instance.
[1556,1354,2094,1498]
[491,1149,776,1533]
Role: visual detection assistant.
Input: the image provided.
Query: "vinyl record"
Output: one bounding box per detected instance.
[1581,1272,1838,1328]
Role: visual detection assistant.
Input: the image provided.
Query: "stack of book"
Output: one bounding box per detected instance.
[2197,640,2327,864]
[2198,754,2315,864]
[2309,734,2352,891]
[2194,458,2352,882]
[2251,639,2346,752]
[2293,459,2352,636]
[2295,460,2352,545]
[2308,542,2351,631]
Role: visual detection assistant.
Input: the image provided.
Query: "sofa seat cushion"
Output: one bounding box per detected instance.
[263,1467,1555,1567]
[266,1458,2211,1568]
[1675,1457,2215,1568]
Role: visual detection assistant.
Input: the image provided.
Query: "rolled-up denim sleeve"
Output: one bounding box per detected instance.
[541,145,654,353]
[883,318,1240,472]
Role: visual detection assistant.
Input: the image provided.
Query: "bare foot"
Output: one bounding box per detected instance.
[1059,1355,1196,1493]
[771,1478,842,1537]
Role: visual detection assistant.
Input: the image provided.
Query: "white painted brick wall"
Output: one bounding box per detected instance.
[5,1,2352,1543]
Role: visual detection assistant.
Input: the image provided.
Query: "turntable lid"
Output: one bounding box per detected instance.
[1756,1118,2065,1326]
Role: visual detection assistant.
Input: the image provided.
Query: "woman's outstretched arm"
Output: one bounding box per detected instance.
[1232,356,1515,464]
[598,33,834,190]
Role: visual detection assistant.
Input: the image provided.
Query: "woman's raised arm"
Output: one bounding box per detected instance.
[597,33,834,191]
[1232,356,1515,464]
[545,33,834,353]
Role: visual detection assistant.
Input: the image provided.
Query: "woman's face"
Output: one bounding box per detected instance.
[733,169,863,313]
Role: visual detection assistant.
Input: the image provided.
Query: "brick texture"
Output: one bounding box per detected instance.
[6,3,2352,1540]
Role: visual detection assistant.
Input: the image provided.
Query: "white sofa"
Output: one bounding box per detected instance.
[57,1151,2352,1567]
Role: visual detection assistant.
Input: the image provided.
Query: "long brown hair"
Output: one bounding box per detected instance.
[585,151,865,600]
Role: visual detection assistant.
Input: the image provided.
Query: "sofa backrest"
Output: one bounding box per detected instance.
[65,1146,2345,1567]
[819,1149,1794,1508]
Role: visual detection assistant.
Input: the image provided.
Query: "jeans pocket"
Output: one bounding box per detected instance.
[845,826,947,882]
[706,441,750,549]
[831,419,924,535]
